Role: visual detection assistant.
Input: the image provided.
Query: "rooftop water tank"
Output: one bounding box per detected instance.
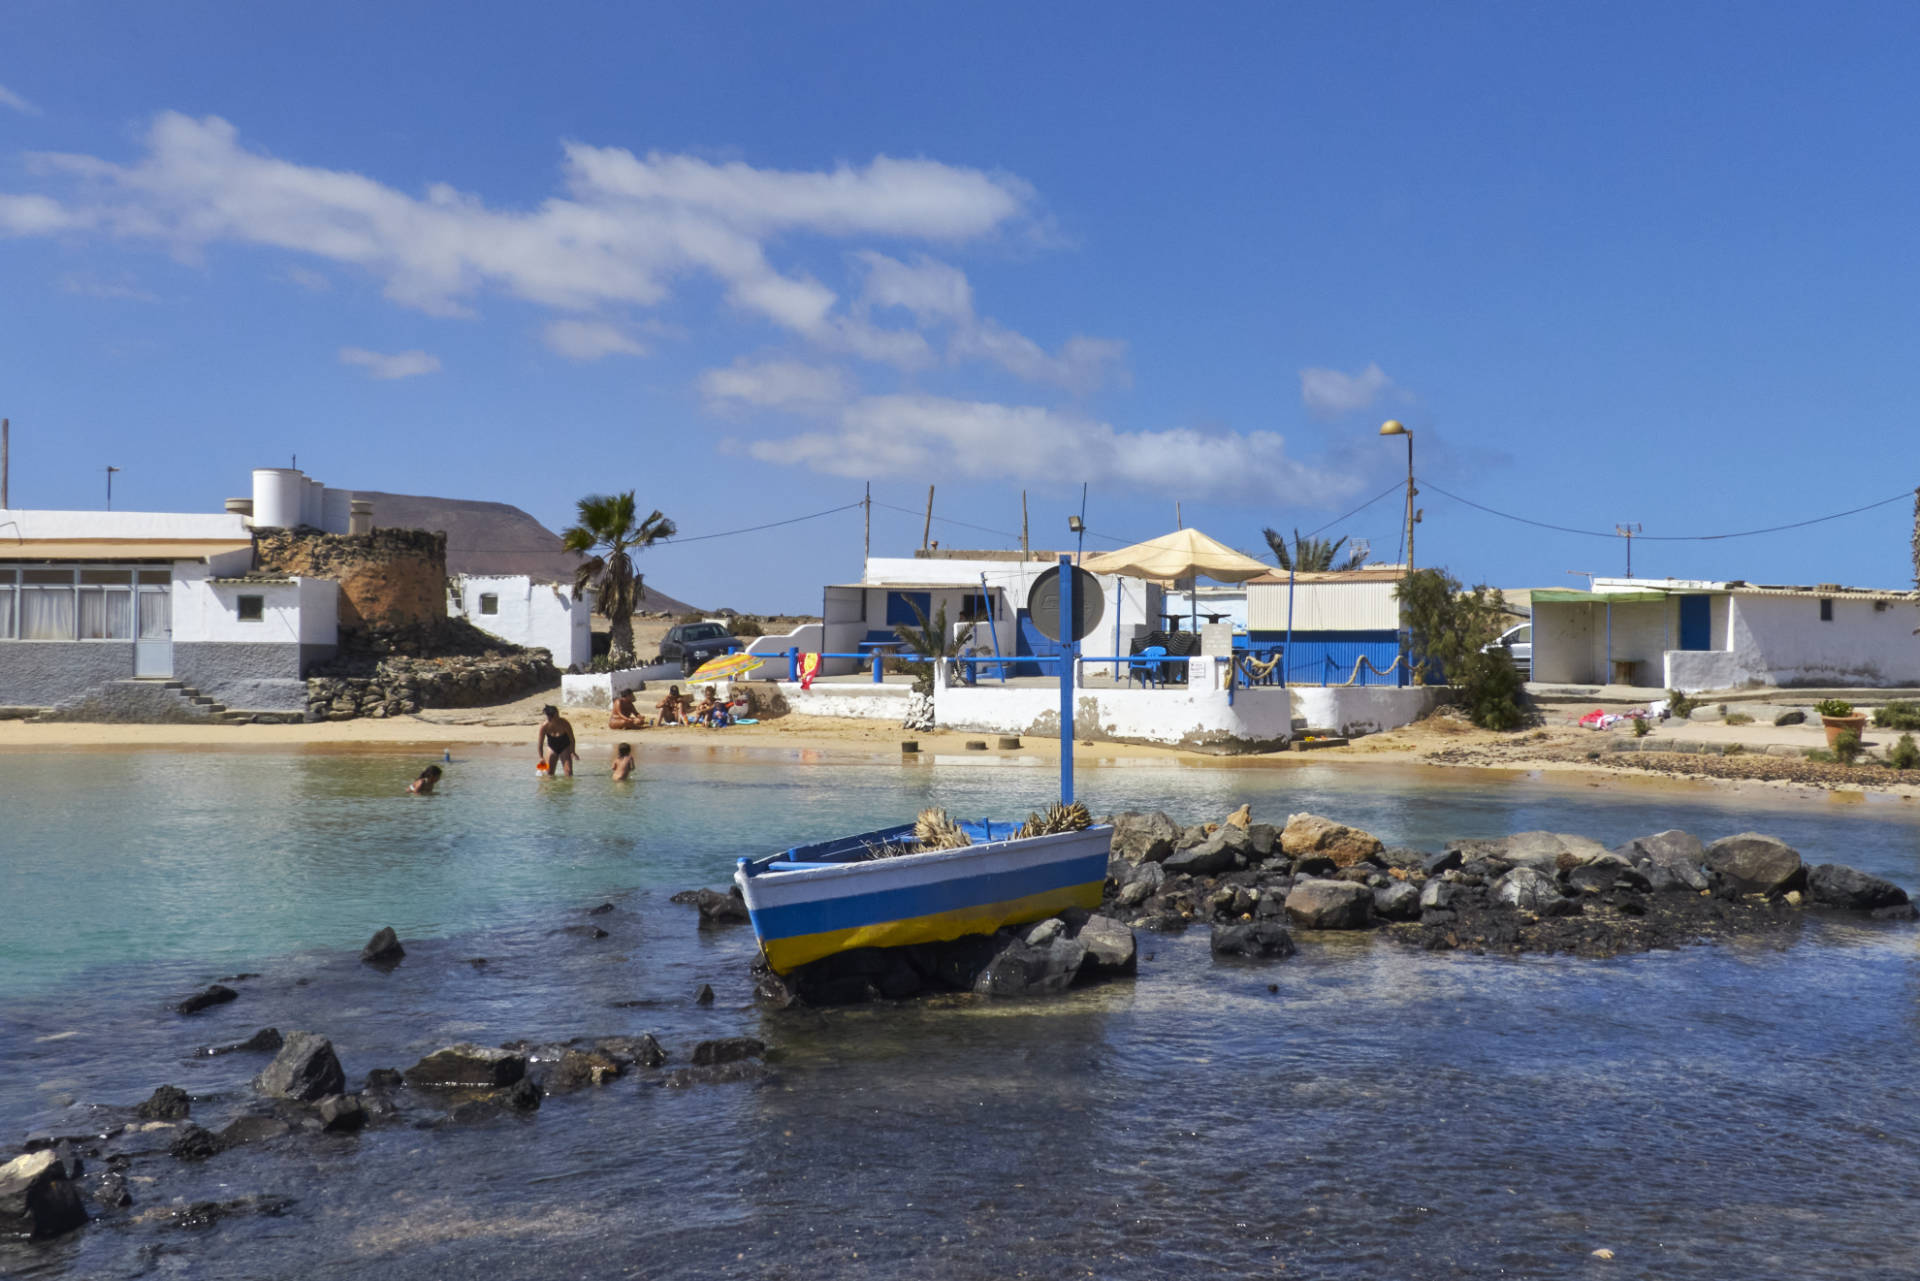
[251,468,305,530]
[304,478,326,529]
[349,498,374,536]
[321,487,352,535]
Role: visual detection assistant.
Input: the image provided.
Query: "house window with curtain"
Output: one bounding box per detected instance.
[0,578,12,640]
[19,568,77,640]
[78,569,134,640]
[137,582,171,640]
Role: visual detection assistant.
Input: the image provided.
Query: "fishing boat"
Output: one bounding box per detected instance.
[734,817,1113,974]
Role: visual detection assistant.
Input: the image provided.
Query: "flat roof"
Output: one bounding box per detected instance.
[0,539,253,561]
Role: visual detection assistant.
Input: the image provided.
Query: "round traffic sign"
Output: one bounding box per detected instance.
[1027,565,1104,644]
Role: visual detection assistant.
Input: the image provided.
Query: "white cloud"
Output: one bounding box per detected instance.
[339,347,440,380]
[0,193,85,234]
[747,394,1357,505]
[700,358,850,412]
[0,84,39,116]
[282,265,331,291]
[854,251,973,324]
[543,318,646,361]
[1299,362,1394,419]
[59,274,159,302]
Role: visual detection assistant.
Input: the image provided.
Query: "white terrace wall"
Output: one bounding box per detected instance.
[774,681,912,721]
[1666,594,1920,691]
[1291,685,1446,737]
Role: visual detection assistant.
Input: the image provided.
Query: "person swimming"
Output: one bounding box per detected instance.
[611,742,636,781]
[537,705,577,777]
[409,764,443,795]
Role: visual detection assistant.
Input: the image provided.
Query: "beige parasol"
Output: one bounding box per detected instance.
[1079,528,1271,584]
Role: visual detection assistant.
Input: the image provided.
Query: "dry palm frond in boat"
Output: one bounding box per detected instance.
[913,807,973,851]
[1015,801,1092,840]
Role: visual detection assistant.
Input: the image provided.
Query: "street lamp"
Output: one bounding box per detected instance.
[1379,420,1415,571]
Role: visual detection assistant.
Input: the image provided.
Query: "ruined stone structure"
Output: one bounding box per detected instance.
[253,528,448,637]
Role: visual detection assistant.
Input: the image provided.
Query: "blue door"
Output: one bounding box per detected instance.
[1013,609,1061,678]
[1678,595,1711,651]
[885,591,931,626]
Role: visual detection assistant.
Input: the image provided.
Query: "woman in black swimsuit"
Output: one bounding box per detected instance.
[536,705,577,777]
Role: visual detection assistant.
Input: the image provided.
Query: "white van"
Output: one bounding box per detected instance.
[1486,623,1531,677]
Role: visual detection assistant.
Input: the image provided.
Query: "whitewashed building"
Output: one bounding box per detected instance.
[1530,575,1920,691]
[449,574,593,669]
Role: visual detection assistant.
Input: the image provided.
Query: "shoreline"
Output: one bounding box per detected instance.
[3,704,1918,807]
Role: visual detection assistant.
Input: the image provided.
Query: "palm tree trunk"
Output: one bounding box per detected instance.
[610,613,635,665]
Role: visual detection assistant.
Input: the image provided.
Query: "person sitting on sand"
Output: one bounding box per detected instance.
[655,685,688,726]
[609,689,647,731]
[537,705,577,777]
[706,690,750,729]
[611,742,636,781]
[689,685,720,727]
[409,764,443,795]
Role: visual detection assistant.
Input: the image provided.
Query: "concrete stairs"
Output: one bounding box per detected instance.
[31,678,249,724]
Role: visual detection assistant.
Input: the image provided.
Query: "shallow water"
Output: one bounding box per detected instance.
[5,749,1920,1279]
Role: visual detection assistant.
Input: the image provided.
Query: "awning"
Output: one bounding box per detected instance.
[1080,528,1271,584]
[1530,588,1669,604]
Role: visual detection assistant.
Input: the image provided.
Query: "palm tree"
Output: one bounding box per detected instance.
[563,493,676,665]
[1262,527,1369,573]
[895,601,977,695]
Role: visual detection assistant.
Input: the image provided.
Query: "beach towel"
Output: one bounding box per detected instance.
[800,652,821,690]
[1578,708,1607,729]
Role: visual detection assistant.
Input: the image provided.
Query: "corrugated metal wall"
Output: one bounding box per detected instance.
[1247,581,1400,632]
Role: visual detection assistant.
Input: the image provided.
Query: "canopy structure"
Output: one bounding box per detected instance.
[1530,588,1668,604]
[1081,528,1271,585]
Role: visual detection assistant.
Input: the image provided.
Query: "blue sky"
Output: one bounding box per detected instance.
[3,3,1917,611]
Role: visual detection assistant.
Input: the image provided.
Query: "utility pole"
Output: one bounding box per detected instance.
[862,482,870,564]
[105,465,120,511]
[921,485,935,553]
[1,418,9,510]
[1175,500,1182,529]
[1615,523,1642,577]
[1020,491,1029,558]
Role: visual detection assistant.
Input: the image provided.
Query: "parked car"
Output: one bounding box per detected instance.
[659,620,746,676]
[1485,623,1531,678]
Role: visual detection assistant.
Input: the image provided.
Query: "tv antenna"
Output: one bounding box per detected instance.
[105,465,121,511]
[1615,523,1642,576]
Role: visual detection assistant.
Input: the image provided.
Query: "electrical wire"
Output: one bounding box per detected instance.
[1421,481,1916,543]
[452,500,864,553]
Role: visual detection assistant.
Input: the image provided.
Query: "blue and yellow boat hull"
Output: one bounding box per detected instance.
[735,822,1113,974]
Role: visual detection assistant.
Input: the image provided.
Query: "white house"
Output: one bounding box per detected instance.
[1530,575,1920,691]
[0,508,337,713]
[449,573,593,669]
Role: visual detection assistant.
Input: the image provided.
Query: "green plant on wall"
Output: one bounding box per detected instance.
[1815,698,1855,718]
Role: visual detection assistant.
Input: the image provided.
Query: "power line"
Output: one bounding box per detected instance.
[1422,481,1916,543]
[453,499,864,554]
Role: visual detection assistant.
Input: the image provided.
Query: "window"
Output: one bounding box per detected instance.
[1819,598,1833,622]
[19,569,76,640]
[237,595,265,622]
[0,584,12,640]
[478,593,499,615]
[959,593,998,622]
[0,565,156,641]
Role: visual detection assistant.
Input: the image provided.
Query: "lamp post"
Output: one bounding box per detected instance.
[1379,421,1414,571]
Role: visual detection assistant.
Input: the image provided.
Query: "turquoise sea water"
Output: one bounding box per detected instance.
[5,748,1920,1279]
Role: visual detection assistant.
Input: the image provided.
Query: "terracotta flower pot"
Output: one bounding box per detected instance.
[1822,714,1867,748]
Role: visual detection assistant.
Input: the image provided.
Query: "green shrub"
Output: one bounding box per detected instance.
[1723,743,1745,755]
[727,616,765,638]
[1666,689,1701,719]
[1816,698,1855,718]
[1874,700,1920,730]
[1725,712,1753,725]
[1891,734,1920,771]
[1774,710,1806,726]
[1833,731,1863,764]
[1394,569,1528,730]
[1804,748,1838,764]
[1632,716,1652,737]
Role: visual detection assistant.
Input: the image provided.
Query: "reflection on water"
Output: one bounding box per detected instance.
[3,749,1920,1279]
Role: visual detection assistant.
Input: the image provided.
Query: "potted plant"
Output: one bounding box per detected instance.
[1817,698,1867,748]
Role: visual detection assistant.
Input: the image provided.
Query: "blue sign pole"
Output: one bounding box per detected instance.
[1058,553,1074,804]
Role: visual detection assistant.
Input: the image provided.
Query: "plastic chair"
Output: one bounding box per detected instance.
[1129,645,1168,688]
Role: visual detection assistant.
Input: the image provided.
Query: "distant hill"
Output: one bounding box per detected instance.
[357,490,701,615]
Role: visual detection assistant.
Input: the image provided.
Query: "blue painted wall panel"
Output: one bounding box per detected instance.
[1248,630,1403,686]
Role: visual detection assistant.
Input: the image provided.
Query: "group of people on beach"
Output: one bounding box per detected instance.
[608,684,747,730]
[537,704,636,780]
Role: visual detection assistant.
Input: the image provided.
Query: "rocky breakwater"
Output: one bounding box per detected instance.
[305,619,558,720]
[1104,808,1916,960]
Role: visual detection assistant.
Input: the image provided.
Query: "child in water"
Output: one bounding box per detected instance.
[611,742,636,781]
[409,764,443,795]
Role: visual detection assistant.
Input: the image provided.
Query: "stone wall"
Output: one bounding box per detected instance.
[0,643,135,707]
[306,650,559,720]
[254,527,447,636]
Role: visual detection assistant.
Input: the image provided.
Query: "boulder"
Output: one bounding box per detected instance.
[404,1044,526,1089]
[1566,862,1651,895]
[134,1085,191,1121]
[0,1150,88,1240]
[1373,881,1422,921]
[176,984,238,1016]
[1376,847,1429,871]
[216,1114,292,1149]
[363,1067,404,1091]
[1614,830,1707,871]
[1806,864,1911,912]
[1025,918,1065,947]
[974,936,1088,997]
[690,1037,766,1067]
[1647,861,1707,894]
[1705,833,1804,895]
[1280,813,1384,867]
[1283,878,1374,930]
[1425,849,1465,876]
[360,926,405,965]
[1209,921,1297,959]
[91,1171,131,1211]
[693,887,750,927]
[547,1050,622,1091]
[1163,826,1248,876]
[1493,866,1564,913]
[208,1028,283,1057]
[589,1034,667,1069]
[1419,879,1456,912]
[1110,811,1180,863]
[1224,803,1252,830]
[317,1094,367,1133]
[256,1032,346,1102]
[1074,914,1138,977]
[1178,825,1210,850]
[1500,832,1613,871]
[694,983,715,1005]
[167,1125,220,1162]
[1247,823,1279,859]
[503,1078,542,1112]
